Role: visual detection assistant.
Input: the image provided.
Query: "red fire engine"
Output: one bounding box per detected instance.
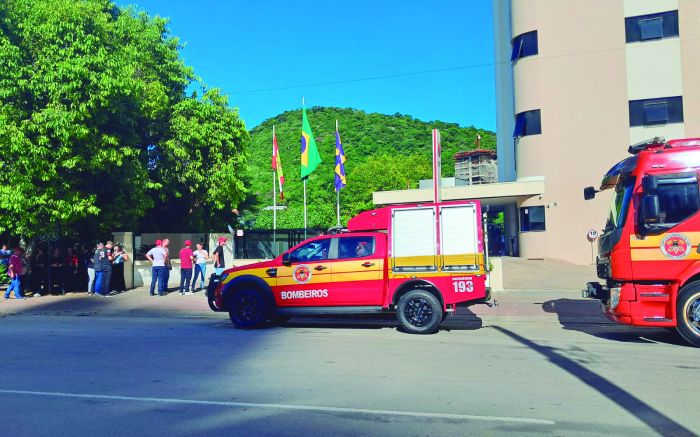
[584,137,700,347]
[207,200,491,334]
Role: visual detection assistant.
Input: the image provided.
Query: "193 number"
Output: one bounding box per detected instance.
[452,280,474,293]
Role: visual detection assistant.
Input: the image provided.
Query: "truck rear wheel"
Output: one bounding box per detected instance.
[676,282,700,347]
[228,289,268,329]
[397,290,442,334]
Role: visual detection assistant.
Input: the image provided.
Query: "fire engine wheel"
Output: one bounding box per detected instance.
[397,290,443,334]
[228,289,268,329]
[676,282,700,347]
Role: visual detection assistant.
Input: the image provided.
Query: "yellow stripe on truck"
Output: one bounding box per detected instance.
[221,268,276,286]
[631,248,700,261]
[630,232,700,248]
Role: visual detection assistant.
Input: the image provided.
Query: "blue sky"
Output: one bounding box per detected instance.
[119,0,496,130]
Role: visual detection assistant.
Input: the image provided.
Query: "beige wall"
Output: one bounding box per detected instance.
[511,0,629,264]
[680,0,700,137]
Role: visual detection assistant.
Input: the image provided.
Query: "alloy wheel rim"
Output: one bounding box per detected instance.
[685,294,700,336]
[404,297,433,327]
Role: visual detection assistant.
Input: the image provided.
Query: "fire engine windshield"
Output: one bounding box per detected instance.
[606,175,635,230]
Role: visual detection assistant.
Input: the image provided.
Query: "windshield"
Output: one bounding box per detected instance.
[606,175,635,230]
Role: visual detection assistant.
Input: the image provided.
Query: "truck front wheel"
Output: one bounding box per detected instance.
[677,282,700,347]
[228,289,268,329]
[397,290,443,334]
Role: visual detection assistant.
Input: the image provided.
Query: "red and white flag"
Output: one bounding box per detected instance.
[272,133,285,200]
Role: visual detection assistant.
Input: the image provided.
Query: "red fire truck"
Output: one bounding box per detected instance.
[207,200,491,334]
[583,137,700,347]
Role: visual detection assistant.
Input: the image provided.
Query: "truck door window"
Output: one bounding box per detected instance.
[654,175,700,226]
[607,175,635,229]
[289,239,331,263]
[338,237,375,259]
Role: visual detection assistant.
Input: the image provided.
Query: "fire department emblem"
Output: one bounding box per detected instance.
[660,233,692,260]
[293,265,312,284]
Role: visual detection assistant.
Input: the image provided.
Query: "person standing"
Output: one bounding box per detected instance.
[65,247,79,292]
[100,241,114,296]
[49,247,65,295]
[191,242,209,292]
[212,237,227,276]
[85,244,96,294]
[146,240,167,296]
[111,245,128,293]
[29,247,47,296]
[4,247,25,300]
[179,240,194,295]
[92,242,105,296]
[162,238,171,292]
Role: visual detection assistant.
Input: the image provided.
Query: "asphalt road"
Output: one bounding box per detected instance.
[0,313,698,436]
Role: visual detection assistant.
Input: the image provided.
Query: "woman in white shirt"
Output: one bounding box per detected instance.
[191,242,209,291]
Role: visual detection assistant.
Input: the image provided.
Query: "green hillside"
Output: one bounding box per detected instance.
[244,107,495,229]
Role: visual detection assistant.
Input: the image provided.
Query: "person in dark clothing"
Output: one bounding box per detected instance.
[65,247,79,292]
[28,248,47,296]
[49,248,65,295]
[100,241,114,296]
[111,245,127,293]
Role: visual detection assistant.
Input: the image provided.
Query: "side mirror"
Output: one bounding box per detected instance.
[282,253,292,266]
[642,175,658,192]
[641,195,660,227]
[583,186,597,200]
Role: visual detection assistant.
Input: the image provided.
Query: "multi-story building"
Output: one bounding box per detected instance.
[375,1,699,265]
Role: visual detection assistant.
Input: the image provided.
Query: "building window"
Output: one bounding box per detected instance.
[511,31,538,61]
[625,11,679,42]
[629,96,683,127]
[513,109,541,137]
[520,206,545,232]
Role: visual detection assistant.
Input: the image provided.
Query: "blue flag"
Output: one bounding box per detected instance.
[334,131,346,192]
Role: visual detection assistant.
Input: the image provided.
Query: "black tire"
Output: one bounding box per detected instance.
[442,312,449,322]
[397,289,443,334]
[228,289,268,329]
[676,282,700,347]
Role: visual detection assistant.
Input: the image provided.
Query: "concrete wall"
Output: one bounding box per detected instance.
[495,0,700,264]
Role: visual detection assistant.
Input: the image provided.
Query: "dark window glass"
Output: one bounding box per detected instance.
[338,237,375,259]
[513,109,542,137]
[520,206,546,232]
[629,96,683,126]
[290,239,330,263]
[625,11,679,42]
[654,175,699,226]
[511,31,538,61]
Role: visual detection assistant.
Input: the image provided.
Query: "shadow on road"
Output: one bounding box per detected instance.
[215,307,484,334]
[542,298,689,347]
[493,326,696,437]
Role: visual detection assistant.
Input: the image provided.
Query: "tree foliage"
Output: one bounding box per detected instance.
[247,107,495,229]
[0,0,248,238]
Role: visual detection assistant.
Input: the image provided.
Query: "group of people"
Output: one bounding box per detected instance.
[144,237,226,296]
[1,241,129,300]
[2,236,229,300]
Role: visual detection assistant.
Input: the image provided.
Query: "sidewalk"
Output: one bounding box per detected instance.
[0,286,611,327]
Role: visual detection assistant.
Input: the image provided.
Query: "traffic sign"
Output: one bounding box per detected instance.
[587,229,599,242]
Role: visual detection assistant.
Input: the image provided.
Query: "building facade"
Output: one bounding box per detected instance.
[493,0,700,264]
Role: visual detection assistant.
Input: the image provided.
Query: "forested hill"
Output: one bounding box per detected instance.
[244,107,495,229]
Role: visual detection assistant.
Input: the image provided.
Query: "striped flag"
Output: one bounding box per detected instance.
[272,132,285,200]
[334,131,346,192]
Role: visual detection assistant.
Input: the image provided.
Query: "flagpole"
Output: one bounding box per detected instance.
[335,119,340,227]
[272,125,277,254]
[302,97,307,239]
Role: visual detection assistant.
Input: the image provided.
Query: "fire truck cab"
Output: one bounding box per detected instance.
[207,200,491,334]
[584,137,700,347]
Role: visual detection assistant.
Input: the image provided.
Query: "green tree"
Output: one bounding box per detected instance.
[247,107,495,230]
[0,0,248,238]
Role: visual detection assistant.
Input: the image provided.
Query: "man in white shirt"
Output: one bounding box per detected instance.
[146,239,167,296]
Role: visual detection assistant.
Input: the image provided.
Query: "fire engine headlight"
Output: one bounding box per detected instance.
[609,287,622,309]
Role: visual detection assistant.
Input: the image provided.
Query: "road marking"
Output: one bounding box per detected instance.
[0,388,555,426]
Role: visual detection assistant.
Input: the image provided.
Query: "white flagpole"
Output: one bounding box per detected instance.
[272,125,277,254]
[335,119,340,227]
[302,97,307,239]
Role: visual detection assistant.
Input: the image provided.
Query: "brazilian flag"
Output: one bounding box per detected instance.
[300,107,322,179]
